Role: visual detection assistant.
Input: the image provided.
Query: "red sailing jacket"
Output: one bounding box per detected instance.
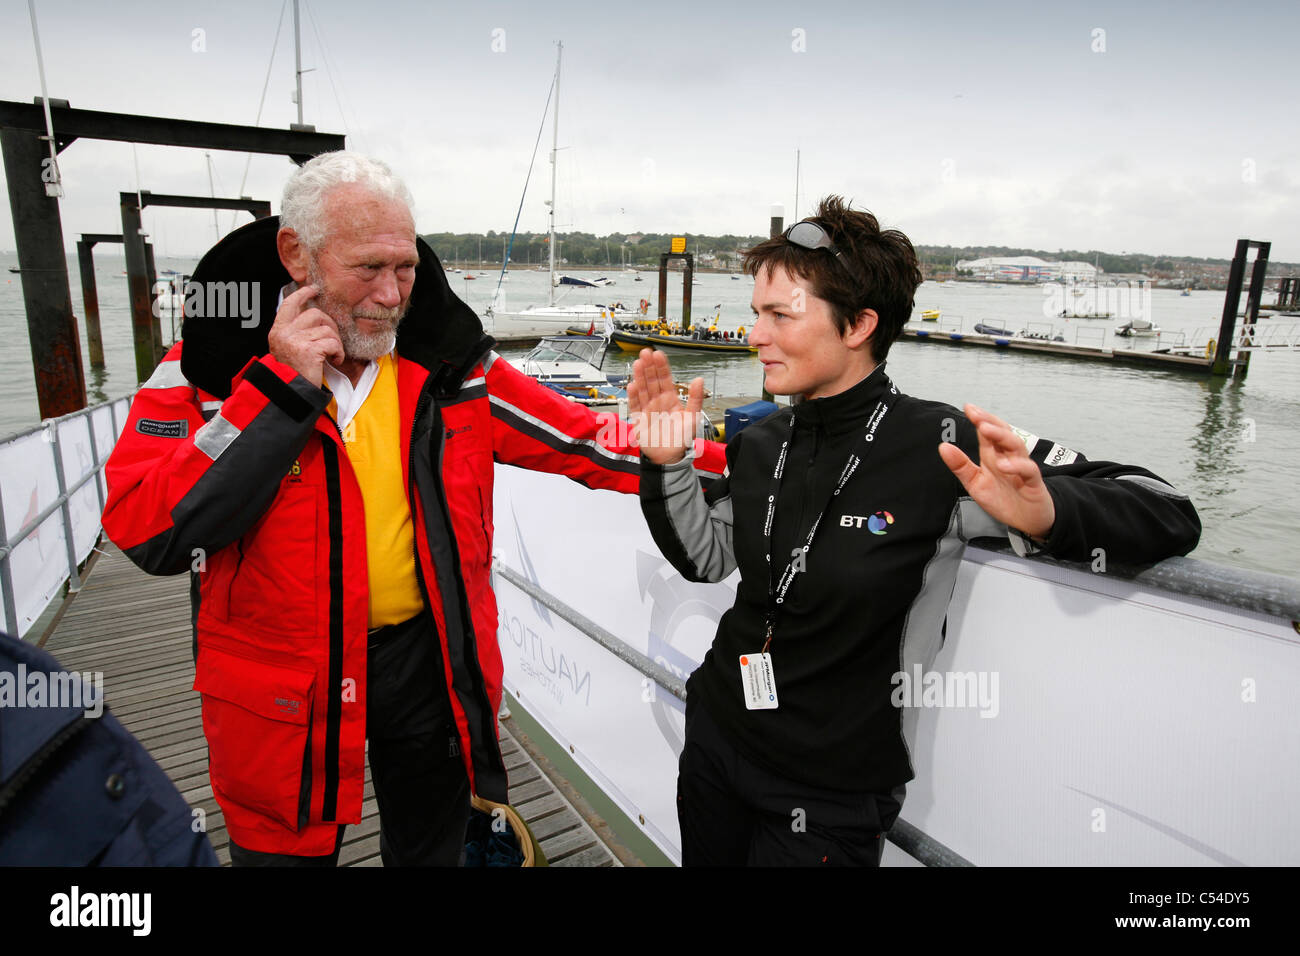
[101,217,726,855]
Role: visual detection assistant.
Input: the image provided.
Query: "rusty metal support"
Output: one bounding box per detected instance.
[1237,243,1270,381]
[0,99,342,165]
[656,252,695,330]
[0,126,86,418]
[657,260,668,324]
[138,190,271,218]
[682,255,694,330]
[119,192,156,383]
[120,191,274,376]
[143,240,165,362]
[1276,277,1297,309]
[1,96,342,408]
[75,239,105,368]
[763,206,784,402]
[1212,239,1270,378]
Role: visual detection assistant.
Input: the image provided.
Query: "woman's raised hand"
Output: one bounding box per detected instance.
[937,403,1056,541]
[627,348,704,466]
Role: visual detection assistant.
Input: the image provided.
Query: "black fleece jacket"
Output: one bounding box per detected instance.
[640,363,1201,793]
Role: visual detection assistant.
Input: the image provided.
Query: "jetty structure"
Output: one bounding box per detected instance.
[901,239,1296,379]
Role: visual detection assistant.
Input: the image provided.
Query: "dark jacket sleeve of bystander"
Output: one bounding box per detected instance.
[0,631,218,866]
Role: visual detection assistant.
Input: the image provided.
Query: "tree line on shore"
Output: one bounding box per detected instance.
[419,230,1296,277]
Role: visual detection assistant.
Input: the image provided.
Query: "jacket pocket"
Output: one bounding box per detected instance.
[193,644,316,832]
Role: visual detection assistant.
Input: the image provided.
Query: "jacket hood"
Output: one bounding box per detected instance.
[180,215,494,398]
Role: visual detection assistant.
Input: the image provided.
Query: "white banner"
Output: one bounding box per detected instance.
[493,467,735,863]
[0,398,131,636]
[492,463,1300,866]
[910,549,1300,866]
[0,429,67,637]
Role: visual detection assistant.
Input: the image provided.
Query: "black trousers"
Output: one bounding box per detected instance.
[229,612,471,867]
[676,697,904,867]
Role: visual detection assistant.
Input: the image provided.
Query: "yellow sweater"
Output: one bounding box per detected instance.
[328,354,423,628]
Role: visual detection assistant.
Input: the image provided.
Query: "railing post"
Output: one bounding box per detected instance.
[86,405,105,513]
[47,420,83,593]
[0,479,15,635]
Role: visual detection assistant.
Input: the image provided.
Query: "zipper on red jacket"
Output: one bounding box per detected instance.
[406,380,507,792]
[318,428,346,822]
[407,387,433,607]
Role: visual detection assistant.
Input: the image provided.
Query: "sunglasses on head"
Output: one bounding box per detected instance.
[783,219,864,288]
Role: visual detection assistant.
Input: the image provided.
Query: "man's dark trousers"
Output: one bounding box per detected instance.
[228,610,471,867]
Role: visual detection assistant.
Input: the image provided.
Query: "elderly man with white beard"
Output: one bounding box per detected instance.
[102,152,729,866]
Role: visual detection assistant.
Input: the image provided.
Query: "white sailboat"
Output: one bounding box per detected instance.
[486,42,642,338]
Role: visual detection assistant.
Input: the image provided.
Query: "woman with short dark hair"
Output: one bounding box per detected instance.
[630,196,1201,866]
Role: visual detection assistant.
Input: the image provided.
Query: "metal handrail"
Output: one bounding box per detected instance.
[0,395,130,635]
[493,559,686,700]
[975,543,1300,620]
[491,559,977,867]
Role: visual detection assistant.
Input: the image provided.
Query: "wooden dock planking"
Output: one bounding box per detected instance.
[40,544,623,867]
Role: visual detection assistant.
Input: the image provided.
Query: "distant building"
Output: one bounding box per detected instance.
[957,256,1099,282]
[626,234,643,245]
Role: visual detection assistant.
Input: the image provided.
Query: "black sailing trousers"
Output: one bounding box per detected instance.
[676,697,905,867]
[229,610,471,867]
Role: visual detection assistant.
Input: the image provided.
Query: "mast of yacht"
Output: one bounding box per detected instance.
[546,42,562,308]
[794,148,800,221]
[205,153,220,242]
[293,0,305,126]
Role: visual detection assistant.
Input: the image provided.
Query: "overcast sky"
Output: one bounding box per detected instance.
[2,0,1297,260]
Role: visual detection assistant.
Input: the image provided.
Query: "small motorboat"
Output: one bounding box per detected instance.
[1018,328,1066,342]
[557,275,615,288]
[920,309,941,322]
[1059,309,1113,319]
[509,335,625,390]
[608,321,756,354]
[1115,320,1161,338]
[974,322,1015,336]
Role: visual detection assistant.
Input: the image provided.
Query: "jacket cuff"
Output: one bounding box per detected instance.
[639,443,698,471]
[639,446,697,500]
[1009,480,1075,557]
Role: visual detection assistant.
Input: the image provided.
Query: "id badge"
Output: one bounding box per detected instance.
[739,653,779,710]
